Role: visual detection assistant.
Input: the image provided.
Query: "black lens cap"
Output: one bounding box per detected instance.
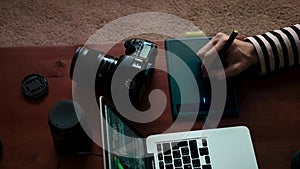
[21,74,48,99]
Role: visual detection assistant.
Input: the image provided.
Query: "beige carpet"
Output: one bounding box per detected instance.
[0,0,299,47]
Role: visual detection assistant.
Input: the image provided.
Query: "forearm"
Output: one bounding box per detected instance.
[245,24,300,74]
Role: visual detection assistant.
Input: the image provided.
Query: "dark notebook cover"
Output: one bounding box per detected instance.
[165,37,239,120]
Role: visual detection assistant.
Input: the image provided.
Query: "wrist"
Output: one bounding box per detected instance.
[247,42,259,65]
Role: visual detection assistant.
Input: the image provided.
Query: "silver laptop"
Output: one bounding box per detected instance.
[99,96,259,169]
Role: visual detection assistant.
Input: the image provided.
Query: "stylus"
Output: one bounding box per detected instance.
[219,30,238,65]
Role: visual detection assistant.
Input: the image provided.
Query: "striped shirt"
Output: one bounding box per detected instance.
[246,24,300,74]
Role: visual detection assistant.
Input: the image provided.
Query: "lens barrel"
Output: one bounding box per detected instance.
[70,47,118,83]
[48,100,91,153]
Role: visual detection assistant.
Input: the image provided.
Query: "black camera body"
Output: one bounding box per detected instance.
[70,38,158,107]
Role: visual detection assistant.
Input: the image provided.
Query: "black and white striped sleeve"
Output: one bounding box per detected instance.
[246,24,300,74]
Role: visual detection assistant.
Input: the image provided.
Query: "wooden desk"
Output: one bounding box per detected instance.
[0,43,300,169]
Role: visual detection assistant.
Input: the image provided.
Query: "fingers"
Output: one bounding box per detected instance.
[197,33,229,77]
[215,62,245,79]
[203,55,246,79]
[197,39,215,59]
[197,33,228,58]
[198,32,256,79]
[223,63,241,78]
[200,45,219,71]
[207,66,236,80]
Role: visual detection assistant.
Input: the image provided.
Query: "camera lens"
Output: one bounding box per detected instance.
[97,54,118,80]
[70,47,118,79]
[70,46,118,88]
[48,100,91,153]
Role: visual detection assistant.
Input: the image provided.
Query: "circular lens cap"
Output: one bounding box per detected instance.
[49,100,83,131]
[21,74,48,99]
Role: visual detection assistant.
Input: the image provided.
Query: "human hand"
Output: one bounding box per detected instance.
[197,32,258,78]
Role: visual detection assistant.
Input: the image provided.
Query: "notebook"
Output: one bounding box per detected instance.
[99,96,259,169]
[165,37,239,120]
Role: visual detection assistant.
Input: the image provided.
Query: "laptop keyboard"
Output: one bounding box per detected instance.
[156,139,212,169]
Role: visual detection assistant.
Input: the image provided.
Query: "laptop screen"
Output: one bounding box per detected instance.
[101,99,147,169]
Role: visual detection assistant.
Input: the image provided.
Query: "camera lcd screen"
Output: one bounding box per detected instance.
[139,43,152,59]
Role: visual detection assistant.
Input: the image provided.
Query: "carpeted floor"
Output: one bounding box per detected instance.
[0,0,299,47]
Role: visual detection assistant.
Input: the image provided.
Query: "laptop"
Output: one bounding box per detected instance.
[99,96,259,169]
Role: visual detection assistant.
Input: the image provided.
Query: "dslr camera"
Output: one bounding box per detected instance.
[70,38,158,107]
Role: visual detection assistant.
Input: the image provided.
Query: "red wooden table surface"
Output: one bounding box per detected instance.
[0,42,300,169]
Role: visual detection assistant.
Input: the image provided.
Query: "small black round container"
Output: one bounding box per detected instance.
[291,150,300,169]
[48,100,91,154]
